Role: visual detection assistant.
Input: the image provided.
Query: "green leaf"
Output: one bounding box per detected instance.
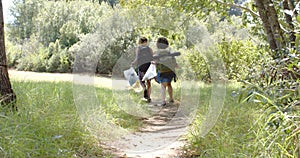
[295,34,300,48]
[297,15,300,23]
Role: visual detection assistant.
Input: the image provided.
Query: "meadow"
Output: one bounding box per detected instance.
[0,77,266,157]
[0,80,143,157]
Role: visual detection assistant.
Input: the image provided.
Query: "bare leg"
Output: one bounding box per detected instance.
[140,81,146,90]
[146,80,151,99]
[167,82,173,101]
[161,83,168,104]
[139,72,147,90]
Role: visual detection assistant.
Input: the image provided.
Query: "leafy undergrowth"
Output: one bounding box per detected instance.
[182,80,299,157]
[0,81,143,157]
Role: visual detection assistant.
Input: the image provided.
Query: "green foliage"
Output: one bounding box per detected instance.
[242,0,300,52]
[0,80,143,157]
[46,41,71,73]
[9,1,253,76]
[71,31,137,74]
[6,36,73,72]
[183,83,257,157]
[15,35,48,72]
[218,39,266,80]
[0,81,104,157]
[59,21,81,49]
[183,48,210,81]
[97,32,138,74]
[7,1,115,73]
[8,0,43,42]
[179,14,268,81]
[5,35,22,68]
[184,78,299,157]
[33,1,108,47]
[238,50,300,157]
[120,0,231,19]
[8,0,112,46]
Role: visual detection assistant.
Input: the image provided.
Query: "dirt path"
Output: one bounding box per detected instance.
[102,98,188,158]
[9,70,189,158]
[9,70,115,89]
[102,100,189,158]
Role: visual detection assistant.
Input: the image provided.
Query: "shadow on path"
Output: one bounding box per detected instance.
[102,100,189,158]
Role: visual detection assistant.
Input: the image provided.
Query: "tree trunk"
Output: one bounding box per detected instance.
[0,0,17,110]
[254,0,278,51]
[264,0,286,50]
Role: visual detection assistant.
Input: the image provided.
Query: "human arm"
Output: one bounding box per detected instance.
[149,48,156,64]
[175,57,179,68]
[149,47,154,56]
[131,47,139,67]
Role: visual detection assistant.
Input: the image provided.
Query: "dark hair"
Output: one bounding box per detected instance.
[156,37,169,49]
[139,37,148,44]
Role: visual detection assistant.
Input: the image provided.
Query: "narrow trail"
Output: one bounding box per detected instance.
[9,70,190,158]
[102,100,189,158]
[8,70,114,89]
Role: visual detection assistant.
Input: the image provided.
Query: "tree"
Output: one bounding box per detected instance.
[0,0,17,109]
[254,0,286,52]
[8,0,41,43]
[121,0,299,57]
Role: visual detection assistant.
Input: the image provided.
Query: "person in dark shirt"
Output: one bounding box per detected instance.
[155,37,178,106]
[131,37,154,102]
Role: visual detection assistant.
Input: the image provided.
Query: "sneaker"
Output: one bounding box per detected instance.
[169,99,174,103]
[159,102,166,106]
[143,89,148,99]
[147,98,151,103]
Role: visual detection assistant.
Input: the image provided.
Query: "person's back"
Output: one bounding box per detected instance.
[155,37,178,106]
[131,37,154,102]
[156,49,177,74]
[137,45,153,72]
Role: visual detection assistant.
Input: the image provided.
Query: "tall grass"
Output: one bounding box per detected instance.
[0,81,142,157]
[184,83,258,157]
[4,79,291,157]
[183,81,300,157]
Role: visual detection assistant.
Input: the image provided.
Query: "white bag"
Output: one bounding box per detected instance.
[142,64,157,81]
[123,67,138,86]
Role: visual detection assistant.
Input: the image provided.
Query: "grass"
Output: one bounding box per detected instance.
[0,80,144,157]
[3,78,286,157]
[182,81,300,158]
[183,82,259,157]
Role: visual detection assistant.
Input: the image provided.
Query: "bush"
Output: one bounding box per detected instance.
[182,39,268,81]
[31,1,112,47]
[15,36,49,72]
[239,50,300,157]
[181,48,210,81]
[6,39,22,68]
[218,39,268,80]
[46,40,72,73]
[7,1,115,73]
[97,32,137,74]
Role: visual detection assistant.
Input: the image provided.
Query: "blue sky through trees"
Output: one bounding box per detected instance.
[3,0,13,23]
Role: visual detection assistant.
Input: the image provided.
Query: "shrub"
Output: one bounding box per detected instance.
[218,39,268,80]
[6,39,22,68]
[16,36,49,72]
[183,39,268,81]
[46,40,72,73]
[239,50,300,157]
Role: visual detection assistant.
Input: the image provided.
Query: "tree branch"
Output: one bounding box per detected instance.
[212,0,260,17]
